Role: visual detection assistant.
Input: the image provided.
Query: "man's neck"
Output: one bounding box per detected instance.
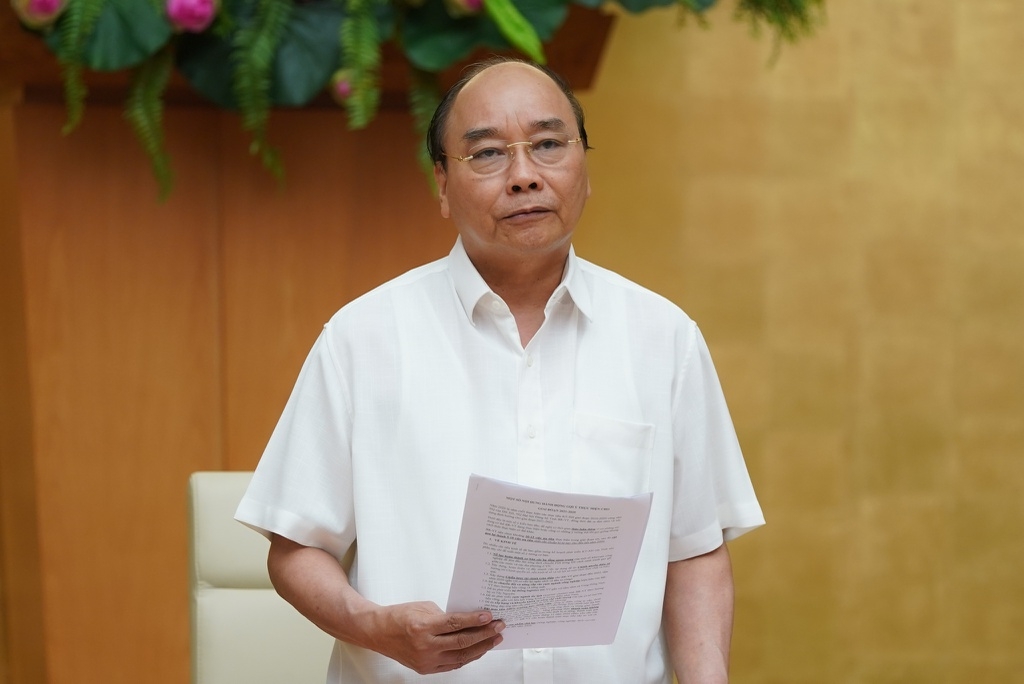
[469,248,569,347]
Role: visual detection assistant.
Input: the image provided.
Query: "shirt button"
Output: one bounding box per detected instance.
[527,425,537,438]
[526,354,534,367]
[490,300,503,312]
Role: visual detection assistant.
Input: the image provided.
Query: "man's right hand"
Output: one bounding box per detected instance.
[267,534,504,675]
[370,602,505,674]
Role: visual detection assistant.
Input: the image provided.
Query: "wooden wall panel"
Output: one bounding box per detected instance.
[220,109,454,470]
[0,90,47,684]
[6,98,462,683]
[15,103,223,683]
[344,113,455,291]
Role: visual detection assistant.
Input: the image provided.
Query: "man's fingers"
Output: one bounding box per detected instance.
[439,610,494,634]
[435,629,505,673]
[381,604,504,674]
[433,613,505,666]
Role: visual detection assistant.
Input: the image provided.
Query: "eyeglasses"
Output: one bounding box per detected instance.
[443,132,583,175]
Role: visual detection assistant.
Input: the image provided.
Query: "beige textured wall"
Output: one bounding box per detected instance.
[576,1,1024,682]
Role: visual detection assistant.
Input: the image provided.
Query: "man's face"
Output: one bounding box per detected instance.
[435,63,591,271]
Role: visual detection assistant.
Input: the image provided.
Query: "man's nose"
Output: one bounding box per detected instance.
[507,145,542,193]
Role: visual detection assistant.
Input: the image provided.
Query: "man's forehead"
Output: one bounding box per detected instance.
[448,63,572,135]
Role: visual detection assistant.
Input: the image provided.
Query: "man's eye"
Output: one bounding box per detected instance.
[472,147,506,160]
[533,137,564,151]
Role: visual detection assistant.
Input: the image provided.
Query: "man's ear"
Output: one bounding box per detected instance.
[434,162,450,219]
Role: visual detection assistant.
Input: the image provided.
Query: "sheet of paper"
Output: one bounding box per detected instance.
[445,474,653,650]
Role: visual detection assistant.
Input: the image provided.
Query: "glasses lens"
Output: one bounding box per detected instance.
[464,133,575,174]
[466,144,508,174]
[527,133,571,166]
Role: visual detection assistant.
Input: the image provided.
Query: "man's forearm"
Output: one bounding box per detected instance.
[663,543,735,684]
[267,533,377,647]
[266,533,505,675]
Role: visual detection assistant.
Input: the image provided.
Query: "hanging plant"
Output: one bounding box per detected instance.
[12,0,824,198]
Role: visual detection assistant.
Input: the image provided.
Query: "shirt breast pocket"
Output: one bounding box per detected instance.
[570,412,655,497]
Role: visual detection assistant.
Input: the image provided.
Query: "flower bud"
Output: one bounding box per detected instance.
[166,0,218,33]
[442,0,483,18]
[330,69,354,106]
[12,0,67,29]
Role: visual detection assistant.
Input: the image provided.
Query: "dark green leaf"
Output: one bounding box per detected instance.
[402,0,481,72]
[270,2,345,106]
[483,0,545,63]
[403,0,568,72]
[176,30,238,107]
[44,0,172,71]
[178,0,392,108]
[475,0,566,52]
[89,0,171,70]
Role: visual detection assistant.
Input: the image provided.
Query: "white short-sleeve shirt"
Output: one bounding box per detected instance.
[236,238,764,684]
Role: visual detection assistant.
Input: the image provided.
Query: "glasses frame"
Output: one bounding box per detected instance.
[442,135,583,174]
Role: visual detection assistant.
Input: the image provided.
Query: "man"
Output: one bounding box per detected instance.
[236,57,764,683]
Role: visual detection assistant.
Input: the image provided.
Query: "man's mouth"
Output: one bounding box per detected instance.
[505,206,550,220]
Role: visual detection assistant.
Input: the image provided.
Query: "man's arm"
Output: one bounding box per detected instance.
[663,543,735,684]
[267,533,505,675]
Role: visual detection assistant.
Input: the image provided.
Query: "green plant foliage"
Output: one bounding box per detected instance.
[475,0,566,60]
[52,0,107,133]
[177,1,365,108]
[175,29,238,108]
[403,0,566,72]
[736,0,823,43]
[232,0,293,179]
[124,46,174,200]
[482,0,544,64]
[270,1,345,106]
[25,0,825,197]
[408,66,442,186]
[401,0,480,71]
[45,0,171,71]
[340,0,383,129]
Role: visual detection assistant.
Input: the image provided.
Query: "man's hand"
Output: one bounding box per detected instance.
[267,534,504,675]
[370,602,504,674]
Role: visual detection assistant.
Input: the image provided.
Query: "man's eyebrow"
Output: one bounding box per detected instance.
[531,118,569,133]
[463,127,500,143]
[461,118,569,143]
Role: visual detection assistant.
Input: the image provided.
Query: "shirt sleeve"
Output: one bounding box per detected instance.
[669,323,765,562]
[234,326,356,562]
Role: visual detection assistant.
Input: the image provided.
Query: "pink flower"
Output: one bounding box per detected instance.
[166,0,218,33]
[12,0,67,28]
[330,69,354,106]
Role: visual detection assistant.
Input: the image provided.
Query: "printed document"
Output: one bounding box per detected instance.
[446,474,653,649]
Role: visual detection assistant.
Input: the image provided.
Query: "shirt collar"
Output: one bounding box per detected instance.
[448,237,594,324]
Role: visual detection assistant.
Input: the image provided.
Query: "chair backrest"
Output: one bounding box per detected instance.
[188,471,335,684]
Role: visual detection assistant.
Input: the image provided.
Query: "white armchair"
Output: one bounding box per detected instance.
[188,471,335,684]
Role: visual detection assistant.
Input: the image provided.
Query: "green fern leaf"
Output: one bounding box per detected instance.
[735,0,824,43]
[57,0,108,134]
[124,46,174,200]
[232,0,293,180]
[340,0,382,130]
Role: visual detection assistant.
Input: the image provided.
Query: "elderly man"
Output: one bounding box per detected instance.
[236,57,764,683]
